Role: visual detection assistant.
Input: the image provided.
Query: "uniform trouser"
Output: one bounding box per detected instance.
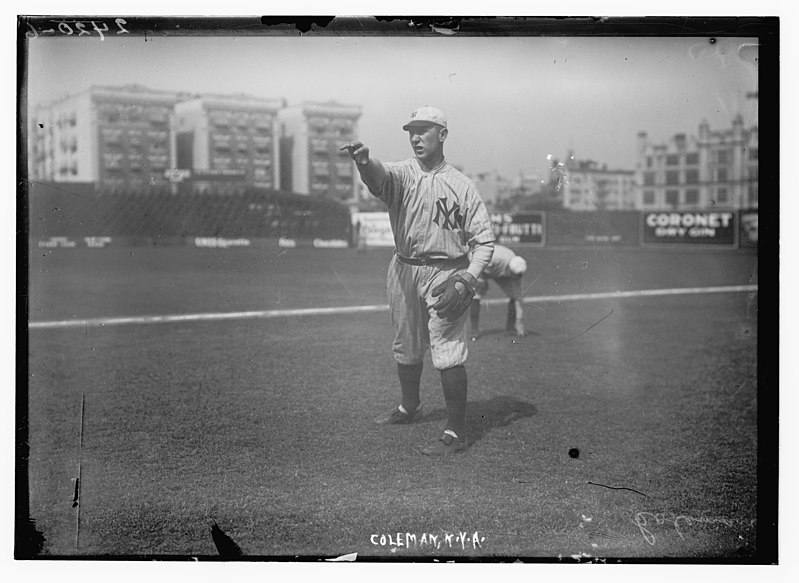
[387,254,470,371]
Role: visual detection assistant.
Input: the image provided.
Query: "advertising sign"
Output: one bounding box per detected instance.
[642,211,736,246]
[192,169,247,181]
[546,211,639,247]
[739,211,758,248]
[352,212,394,247]
[491,212,545,246]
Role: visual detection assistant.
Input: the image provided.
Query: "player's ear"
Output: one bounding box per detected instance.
[438,127,448,143]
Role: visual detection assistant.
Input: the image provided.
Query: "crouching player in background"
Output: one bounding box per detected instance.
[470,244,528,340]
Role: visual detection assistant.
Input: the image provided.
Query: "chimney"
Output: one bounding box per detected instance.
[637,131,648,155]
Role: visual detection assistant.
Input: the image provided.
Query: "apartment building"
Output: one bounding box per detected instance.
[472,170,514,209]
[561,155,636,211]
[172,93,285,193]
[636,115,758,211]
[29,85,179,190]
[279,101,362,200]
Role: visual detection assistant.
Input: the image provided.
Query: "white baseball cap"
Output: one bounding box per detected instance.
[509,256,527,276]
[402,106,447,131]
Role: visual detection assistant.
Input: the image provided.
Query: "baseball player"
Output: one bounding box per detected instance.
[469,244,528,340]
[340,106,495,456]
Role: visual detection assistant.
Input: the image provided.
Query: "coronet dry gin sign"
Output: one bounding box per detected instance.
[642,211,736,246]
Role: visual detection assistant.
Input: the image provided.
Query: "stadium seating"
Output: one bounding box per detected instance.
[27,182,351,242]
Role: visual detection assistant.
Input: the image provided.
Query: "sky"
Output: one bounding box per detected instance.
[23,27,759,181]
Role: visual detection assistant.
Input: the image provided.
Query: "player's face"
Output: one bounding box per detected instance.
[407,124,446,165]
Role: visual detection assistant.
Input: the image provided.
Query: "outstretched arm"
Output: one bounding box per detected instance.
[340,142,387,194]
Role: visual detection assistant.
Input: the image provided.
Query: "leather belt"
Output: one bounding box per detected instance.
[395,252,465,266]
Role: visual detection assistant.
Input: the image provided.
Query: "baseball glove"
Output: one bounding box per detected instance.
[431,272,477,321]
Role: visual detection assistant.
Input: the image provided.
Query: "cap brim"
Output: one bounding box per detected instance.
[402,121,443,131]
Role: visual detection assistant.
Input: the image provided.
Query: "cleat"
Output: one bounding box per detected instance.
[373,405,424,425]
[422,433,468,456]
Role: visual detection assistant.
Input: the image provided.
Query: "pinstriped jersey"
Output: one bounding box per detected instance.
[481,244,518,279]
[365,157,495,260]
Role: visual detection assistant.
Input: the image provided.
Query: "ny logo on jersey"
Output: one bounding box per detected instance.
[433,197,465,231]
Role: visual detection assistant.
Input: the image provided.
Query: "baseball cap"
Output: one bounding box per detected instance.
[402,106,447,131]
[509,256,527,276]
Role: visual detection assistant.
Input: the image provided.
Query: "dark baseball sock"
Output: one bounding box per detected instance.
[440,365,467,439]
[397,362,423,413]
[506,298,516,331]
[469,299,481,331]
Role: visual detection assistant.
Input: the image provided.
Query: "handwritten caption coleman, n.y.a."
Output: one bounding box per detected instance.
[370,531,485,551]
[634,512,756,545]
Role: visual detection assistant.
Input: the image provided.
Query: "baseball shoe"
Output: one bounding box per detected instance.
[422,432,468,456]
[373,405,424,425]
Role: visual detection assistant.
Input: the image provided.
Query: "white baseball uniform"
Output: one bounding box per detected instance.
[475,244,525,301]
[364,157,495,370]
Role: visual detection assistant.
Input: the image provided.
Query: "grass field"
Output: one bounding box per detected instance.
[22,245,763,561]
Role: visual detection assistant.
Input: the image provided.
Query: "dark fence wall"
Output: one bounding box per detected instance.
[26,182,351,245]
[26,182,756,250]
[544,211,640,247]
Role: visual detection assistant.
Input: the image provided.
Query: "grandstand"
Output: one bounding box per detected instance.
[26,182,352,243]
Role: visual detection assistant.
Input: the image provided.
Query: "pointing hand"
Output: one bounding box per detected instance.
[339,142,370,166]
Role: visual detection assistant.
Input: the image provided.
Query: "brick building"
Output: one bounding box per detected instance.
[636,114,758,211]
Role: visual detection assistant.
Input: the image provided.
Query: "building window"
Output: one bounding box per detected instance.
[254,116,272,130]
[665,190,679,206]
[149,109,169,125]
[716,149,730,164]
[311,138,329,153]
[253,136,271,153]
[101,128,123,144]
[665,170,680,185]
[148,154,169,169]
[685,189,699,205]
[335,162,353,177]
[643,172,655,186]
[150,140,168,153]
[209,112,231,127]
[646,156,653,168]
[749,185,758,205]
[716,188,729,204]
[748,147,758,161]
[685,169,699,184]
[686,152,699,165]
[311,161,330,176]
[643,190,655,205]
[102,153,123,168]
[666,154,680,166]
[748,165,758,180]
[716,167,728,182]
